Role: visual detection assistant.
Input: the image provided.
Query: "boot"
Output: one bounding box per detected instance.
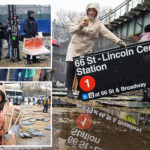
[67,88,74,99]
[5,55,10,59]
[27,55,31,64]
[33,56,40,63]
[77,91,82,100]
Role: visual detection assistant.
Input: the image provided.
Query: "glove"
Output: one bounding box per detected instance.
[118,40,126,48]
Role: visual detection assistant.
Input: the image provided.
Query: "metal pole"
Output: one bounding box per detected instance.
[108,9,111,26]
[6,69,10,81]
[52,19,56,38]
[126,0,130,15]
[141,0,144,5]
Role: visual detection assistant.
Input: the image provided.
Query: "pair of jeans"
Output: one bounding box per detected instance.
[14,69,26,81]
[0,69,8,81]
[43,104,48,113]
[26,77,30,81]
[65,61,76,88]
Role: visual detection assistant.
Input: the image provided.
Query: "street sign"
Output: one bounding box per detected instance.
[73,41,150,100]
[8,5,20,61]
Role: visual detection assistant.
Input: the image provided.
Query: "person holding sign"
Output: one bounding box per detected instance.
[23,10,39,64]
[65,3,126,99]
[0,86,21,145]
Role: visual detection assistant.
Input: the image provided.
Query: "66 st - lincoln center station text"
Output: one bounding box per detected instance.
[75,44,150,76]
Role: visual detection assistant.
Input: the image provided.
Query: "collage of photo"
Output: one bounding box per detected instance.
[0,3,52,149]
[1,0,150,150]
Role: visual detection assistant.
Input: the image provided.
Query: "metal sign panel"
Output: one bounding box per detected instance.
[8,5,20,61]
[73,41,150,100]
[23,38,50,56]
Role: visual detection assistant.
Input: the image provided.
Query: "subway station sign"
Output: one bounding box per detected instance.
[73,41,150,100]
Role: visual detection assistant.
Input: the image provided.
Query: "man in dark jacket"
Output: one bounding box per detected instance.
[4,18,11,59]
[23,10,39,64]
[0,21,6,59]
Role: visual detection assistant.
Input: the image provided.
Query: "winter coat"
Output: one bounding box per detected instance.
[0,86,21,145]
[138,32,150,42]
[66,3,120,61]
[39,69,47,81]
[23,10,38,38]
[4,25,10,41]
[25,69,36,78]
[5,23,20,42]
[19,69,35,78]
[0,22,6,39]
[43,98,50,106]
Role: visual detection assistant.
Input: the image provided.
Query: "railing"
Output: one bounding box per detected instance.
[100,0,145,24]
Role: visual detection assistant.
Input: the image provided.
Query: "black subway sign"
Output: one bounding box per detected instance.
[73,41,150,100]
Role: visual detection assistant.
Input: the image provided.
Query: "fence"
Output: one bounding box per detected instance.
[0,5,51,24]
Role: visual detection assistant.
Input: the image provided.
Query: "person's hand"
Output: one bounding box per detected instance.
[79,22,88,30]
[118,40,126,48]
[81,22,88,28]
[35,35,38,38]
[9,27,11,30]
[15,106,21,111]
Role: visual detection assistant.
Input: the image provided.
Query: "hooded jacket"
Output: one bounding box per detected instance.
[66,3,120,61]
[0,21,6,39]
[23,10,38,38]
[18,69,36,78]
[0,86,21,145]
[138,32,150,42]
[43,97,50,105]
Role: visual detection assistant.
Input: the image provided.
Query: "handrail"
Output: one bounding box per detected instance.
[100,0,130,20]
[100,0,144,24]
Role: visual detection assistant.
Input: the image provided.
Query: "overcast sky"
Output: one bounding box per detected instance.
[50,0,124,19]
[2,0,124,19]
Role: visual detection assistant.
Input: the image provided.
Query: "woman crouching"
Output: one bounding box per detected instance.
[0,86,21,145]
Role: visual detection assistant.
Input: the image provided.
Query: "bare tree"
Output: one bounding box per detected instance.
[53,9,84,42]
[53,6,110,43]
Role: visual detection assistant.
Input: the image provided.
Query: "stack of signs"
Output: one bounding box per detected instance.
[8,5,20,61]
[23,38,50,56]
[73,41,150,100]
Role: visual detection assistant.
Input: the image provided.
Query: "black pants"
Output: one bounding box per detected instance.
[65,61,76,88]
[27,55,36,62]
[43,104,48,113]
